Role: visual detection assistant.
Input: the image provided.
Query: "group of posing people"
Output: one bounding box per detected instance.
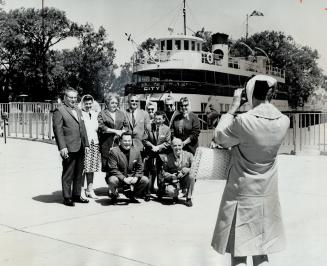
[53,73,290,265]
[52,89,200,208]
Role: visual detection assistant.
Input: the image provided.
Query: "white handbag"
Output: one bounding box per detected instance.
[190,147,231,180]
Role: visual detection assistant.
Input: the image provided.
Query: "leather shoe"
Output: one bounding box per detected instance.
[129,197,140,204]
[144,195,151,202]
[63,198,75,207]
[72,196,89,203]
[108,193,118,205]
[185,198,193,207]
[172,196,179,204]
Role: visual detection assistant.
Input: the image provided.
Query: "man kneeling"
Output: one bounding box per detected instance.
[160,138,195,207]
[107,132,149,204]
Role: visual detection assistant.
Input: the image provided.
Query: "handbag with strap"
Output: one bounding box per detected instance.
[190,147,231,180]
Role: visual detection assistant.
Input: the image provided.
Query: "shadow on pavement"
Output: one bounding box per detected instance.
[94,187,108,196]
[95,198,130,206]
[32,190,62,204]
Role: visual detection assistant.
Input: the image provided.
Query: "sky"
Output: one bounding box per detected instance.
[2,0,327,73]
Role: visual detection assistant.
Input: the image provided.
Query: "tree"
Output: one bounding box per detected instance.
[194,27,212,52]
[240,31,323,108]
[55,24,117,101]
[0,7,79,101]
[111,62,133,95]
[136,37,158,61]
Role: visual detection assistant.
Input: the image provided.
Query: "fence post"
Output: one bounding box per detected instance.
[29,113,33,138]
[293,113,300,154]
[41,113,45,140]
[48,111,52,140]
[36,113,40,139]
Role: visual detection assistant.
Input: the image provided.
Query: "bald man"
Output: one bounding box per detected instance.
[160,138,195,207]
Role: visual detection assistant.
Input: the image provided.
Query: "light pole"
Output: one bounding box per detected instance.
[246,10,264,41]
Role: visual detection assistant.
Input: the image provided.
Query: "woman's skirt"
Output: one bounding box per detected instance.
[84,140,101,173]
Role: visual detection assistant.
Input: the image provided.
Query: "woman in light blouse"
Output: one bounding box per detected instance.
[80,94,101,199]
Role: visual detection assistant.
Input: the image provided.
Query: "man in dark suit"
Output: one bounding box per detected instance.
[143,111,171,194]
[107,132,149,204]
[53,88,89,206]
[125,94,151,152]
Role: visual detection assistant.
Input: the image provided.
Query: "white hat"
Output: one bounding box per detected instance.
[246,75,277,107]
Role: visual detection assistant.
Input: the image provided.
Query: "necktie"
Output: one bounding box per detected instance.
[132,111,136,127]
[89,112,91,119]
[156,125,159,140]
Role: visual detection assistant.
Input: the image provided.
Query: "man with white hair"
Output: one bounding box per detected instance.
[53,88,90,206]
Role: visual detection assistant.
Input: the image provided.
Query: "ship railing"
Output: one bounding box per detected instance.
[266,65,285,79]
[133,50,202,66]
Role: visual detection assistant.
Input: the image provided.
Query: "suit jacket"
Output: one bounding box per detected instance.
[98,109,128,158]
[172,112,200,154]
[161,150,193,180]
[52,103,89,152]
[143,123,171,157]
[125,108,151,151]
[107,146,143,182]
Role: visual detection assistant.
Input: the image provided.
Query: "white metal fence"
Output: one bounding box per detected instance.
[1,103,327,154]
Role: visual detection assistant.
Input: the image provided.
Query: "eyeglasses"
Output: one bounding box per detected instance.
[181,104,189,107]
[147,108,155,111]
[166,104,174,107]
[130,100,139,103]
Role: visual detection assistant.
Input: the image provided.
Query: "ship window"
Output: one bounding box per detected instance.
[197,43,200,51]
[161,41,165,51]
[184,40,189,50]
[191,41,195,51]
[167,40,172,50]
[175,40,181,50]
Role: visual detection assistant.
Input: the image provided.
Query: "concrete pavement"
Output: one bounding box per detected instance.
[1,138,327,266]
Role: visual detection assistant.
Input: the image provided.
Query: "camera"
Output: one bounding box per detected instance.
[240,89,248,106]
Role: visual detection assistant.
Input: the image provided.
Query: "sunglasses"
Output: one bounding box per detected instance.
[130,100,139,103]
[148,108,155,111]
[166,104,174,107]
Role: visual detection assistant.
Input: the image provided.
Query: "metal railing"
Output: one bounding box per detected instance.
[1,103,327,155]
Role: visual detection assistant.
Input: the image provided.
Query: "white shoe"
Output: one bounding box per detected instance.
[85,189,99,199]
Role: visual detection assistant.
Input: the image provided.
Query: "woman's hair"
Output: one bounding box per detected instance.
[179,96,191,110]
[146,101,157,111]
[82,94,94,102]
[104,93,120,108]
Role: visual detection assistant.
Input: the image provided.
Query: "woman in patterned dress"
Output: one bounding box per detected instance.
[80,94,101,199]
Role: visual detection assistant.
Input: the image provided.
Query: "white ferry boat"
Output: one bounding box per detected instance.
[125,2,288,113]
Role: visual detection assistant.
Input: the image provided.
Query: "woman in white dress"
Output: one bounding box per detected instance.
[80,94,101,199]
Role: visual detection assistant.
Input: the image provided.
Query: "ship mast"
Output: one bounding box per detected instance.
[183,0,186,35]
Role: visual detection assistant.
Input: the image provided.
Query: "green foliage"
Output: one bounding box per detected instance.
[0,7,79,101]
[56,24,117,101]
[244,31,322,108]
[110,62,132,95]
[194,27,212,52]
[0,8,117,102]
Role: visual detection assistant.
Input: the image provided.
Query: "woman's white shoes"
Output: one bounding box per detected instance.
[85,189,99,199]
